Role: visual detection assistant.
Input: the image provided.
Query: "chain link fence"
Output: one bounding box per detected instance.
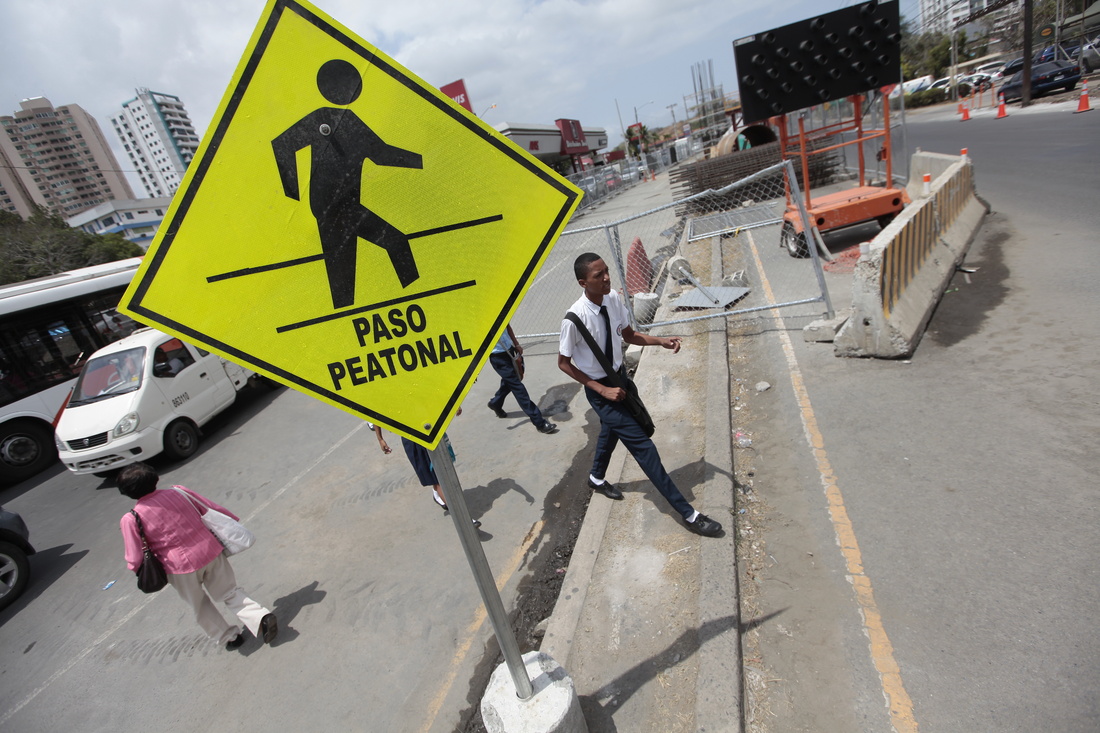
[564,148,685,212]
[514,159,833,341]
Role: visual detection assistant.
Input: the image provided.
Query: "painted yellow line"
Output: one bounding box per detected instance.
[418,518,546,732]
[746,232,918,733]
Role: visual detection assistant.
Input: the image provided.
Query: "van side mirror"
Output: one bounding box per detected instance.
[153,363,173,378]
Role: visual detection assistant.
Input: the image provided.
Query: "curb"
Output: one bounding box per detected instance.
[540,234,740,730]
[692,230,741,732]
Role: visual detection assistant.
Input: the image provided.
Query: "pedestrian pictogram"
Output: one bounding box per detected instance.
[120,0,582,448]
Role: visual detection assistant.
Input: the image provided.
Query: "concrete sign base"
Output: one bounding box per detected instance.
[481,651,588,733]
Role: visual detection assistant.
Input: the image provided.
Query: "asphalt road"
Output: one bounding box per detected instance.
[741,97,1099,731]
[0,330,594,732]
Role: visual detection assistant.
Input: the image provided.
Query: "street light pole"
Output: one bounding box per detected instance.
[478,103,497,117]
[633,100,653,163]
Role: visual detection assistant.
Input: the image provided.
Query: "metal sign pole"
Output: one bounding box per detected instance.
[430,435,534,700]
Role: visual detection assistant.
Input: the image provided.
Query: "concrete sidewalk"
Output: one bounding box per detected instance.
[541,224,742,732]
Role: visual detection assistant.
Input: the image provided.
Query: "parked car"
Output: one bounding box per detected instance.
[974,61,1006,77]
[0,505,35,612]
[1081,36,1100,72]
[961,73,994,91]
[1000,60,1082,101]
[1036,43,1077,63]
[1000,57,1025,78]
[902,75,934,94]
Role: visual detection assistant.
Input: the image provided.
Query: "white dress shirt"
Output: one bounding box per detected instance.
[559,289,631,380]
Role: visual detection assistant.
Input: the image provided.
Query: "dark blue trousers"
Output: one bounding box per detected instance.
[487,351,549,429]
[585,387,694,519]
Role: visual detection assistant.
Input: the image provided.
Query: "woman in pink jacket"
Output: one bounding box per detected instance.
[119,462,277,650]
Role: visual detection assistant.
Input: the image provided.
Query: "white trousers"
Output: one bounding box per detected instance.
[167,552,270,644]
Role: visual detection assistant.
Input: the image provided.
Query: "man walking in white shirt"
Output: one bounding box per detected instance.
[557,252,722,538]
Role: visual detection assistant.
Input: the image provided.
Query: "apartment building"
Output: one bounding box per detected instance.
[110,89,199,198]
[0,97,134,218]
[66,197,172,250]
[921,0,1023,36]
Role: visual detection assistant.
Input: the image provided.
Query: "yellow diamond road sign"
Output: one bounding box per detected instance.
[121,0,582,449]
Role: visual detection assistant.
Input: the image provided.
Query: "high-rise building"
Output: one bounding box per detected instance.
[920,0,974,34]
[110,89,199,198]
[0,97,134,218]
[920,0,1021,35]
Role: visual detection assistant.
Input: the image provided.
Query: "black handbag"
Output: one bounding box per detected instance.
[130,509,167,593]
[565,312,656,437]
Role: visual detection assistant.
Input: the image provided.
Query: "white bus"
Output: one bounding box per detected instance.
[0,258,143,484]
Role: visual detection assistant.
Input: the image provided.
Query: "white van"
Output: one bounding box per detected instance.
[54,328,261,475]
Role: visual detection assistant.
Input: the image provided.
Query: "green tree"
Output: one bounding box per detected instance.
[0,206,144,285]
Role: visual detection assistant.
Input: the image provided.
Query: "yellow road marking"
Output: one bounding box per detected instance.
[418,518,546,732]
[746,232,918,732]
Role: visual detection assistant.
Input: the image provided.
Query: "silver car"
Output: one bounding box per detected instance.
[1081,36,1100,73]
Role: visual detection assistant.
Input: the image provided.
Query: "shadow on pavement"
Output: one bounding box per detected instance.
[578,613,743,731]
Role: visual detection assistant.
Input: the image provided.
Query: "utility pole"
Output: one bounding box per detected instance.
[1023,0,1033,106]
[614,98,628,156]
[667,103,677,125]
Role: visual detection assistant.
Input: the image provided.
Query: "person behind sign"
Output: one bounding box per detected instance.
[118,463,278,650]
[369,419,481,527]
[486,324,557,434]
[557,253,723,538]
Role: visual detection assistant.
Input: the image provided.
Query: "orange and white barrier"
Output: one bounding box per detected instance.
[836,151,990,358]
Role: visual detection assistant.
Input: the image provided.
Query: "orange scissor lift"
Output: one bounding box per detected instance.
[775,89,910,258]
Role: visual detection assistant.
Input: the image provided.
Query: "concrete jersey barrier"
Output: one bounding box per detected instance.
[834,152,989,358]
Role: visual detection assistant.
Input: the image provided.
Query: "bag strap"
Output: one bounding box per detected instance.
[129,509,151,551]
[172,486,205,516]
[565,311,623,388]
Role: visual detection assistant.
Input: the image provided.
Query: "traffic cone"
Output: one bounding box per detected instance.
[1075,80,1092,113]
[996,93,1008,119]
[961,103,970,121]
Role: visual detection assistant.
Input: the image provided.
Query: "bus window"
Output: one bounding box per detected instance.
[85,295,140,344]
[0,347,28,406]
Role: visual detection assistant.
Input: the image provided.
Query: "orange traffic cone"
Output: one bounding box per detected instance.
[961,103,970,121]
[1075,80,1092,113]
[996,93,1008,119]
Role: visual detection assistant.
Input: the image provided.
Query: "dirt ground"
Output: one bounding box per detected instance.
[457,422,597,733]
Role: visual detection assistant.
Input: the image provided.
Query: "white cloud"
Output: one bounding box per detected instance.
[1,0,832,186]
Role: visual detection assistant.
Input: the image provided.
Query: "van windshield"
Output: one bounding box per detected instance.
[69,347,146,405]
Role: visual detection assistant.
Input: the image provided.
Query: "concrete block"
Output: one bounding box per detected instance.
[836,152,988,358]
[803,309,851,342]
[481,651,588,733]
[633,292,659,325]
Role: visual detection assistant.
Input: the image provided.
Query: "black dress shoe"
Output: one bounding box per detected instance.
[536,422,559,434]
[686,513,723,537]
[260,613,278,644]
[225,633,245,651]
[488,402,508,418]
[587,478,623,500]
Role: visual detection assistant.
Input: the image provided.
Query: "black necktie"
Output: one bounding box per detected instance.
[599,305,613,364]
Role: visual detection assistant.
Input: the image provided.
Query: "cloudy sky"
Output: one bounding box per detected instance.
[1,0,905,191]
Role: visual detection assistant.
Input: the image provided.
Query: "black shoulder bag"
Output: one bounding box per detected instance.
[565,312,655,437]
[130,509,168,593]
